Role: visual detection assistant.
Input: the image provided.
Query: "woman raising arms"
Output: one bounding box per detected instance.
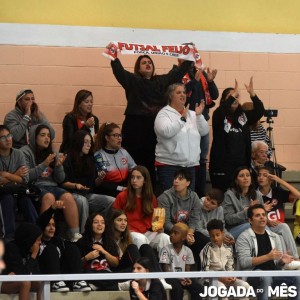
[107,43,193,183]
[209,77,264,192]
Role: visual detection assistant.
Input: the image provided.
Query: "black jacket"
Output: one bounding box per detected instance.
[111,58,193,117]
[210,95,264,172]
[60,113,99,153]
[4,223,42,275]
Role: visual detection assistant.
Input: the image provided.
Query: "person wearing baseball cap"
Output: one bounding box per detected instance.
[4,89,55,149]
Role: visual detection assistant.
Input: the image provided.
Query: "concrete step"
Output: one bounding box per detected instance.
[0,290,191,300]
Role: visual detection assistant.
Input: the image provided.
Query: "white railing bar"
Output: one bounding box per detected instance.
[2,271,299,300]
[1,270,300,281]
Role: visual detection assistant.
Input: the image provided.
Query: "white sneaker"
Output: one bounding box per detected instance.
[71,233,82,242]
[118,280,131,291]
[160,278,172,290]
[283,260,300,270]
[73,281,91,292]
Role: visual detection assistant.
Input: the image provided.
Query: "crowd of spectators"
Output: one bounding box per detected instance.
[0,46,299,300]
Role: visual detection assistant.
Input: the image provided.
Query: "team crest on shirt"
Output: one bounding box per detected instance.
[238,113,247,126]
[182,255,187,261]
[175,210,189,223]
[121,157,128,165]
[160,250,168,262]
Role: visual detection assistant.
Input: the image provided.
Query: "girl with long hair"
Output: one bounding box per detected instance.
[110,209,172,291]
[37,201,91,292]
[21,124,81,241]
[93,122,136,197]
[75,212,119,291]
[113,166,170,253]
[130,257,167,300]
[60,89,99,153]
[223,166,264,239]
[62,130,115,231]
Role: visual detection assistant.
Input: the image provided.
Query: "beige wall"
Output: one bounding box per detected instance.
[0,45,299,170]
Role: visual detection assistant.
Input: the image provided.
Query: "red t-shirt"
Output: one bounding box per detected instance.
[113,190,157,233]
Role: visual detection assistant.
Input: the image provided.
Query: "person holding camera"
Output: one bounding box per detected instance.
[4,89,55,149]
[209,77,264,192]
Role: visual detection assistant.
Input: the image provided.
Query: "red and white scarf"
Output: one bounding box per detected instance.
[103,41,204,69]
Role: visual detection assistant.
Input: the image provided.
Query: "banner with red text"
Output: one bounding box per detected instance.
[103,42,204,69]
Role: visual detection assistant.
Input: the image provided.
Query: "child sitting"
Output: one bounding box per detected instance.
[159,223,203,300]
[199,188,234,245]
[200,219,250,300]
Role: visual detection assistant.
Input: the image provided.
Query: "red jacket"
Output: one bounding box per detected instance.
[113,190,157,233]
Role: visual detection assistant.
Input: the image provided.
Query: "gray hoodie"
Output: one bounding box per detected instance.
[20,125,64,187]
[199,197,233,239]
[157,187,201,233]
[4,106,55,149]
[223,189,263,229]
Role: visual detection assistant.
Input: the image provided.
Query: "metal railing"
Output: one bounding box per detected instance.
[1,270,300,300]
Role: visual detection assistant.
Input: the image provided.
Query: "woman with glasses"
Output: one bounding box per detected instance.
[0,125,38,240]
[106,43,193,185]
[21,124,82,241]
[93,122,136,197]
[209,77,265,192]
[60,89,99,153]
[62,130,115,229]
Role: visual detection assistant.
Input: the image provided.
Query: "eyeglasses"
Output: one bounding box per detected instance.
[0,133,13,142]
[109,134,122,139]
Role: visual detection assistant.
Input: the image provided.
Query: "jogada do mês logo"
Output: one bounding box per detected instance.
[199,283,297,298]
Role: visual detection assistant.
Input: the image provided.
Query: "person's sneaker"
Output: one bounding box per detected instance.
[283,260,300,270]
[52,281,70,292]
[73,281,91,292]
[118,280,131,291]
[160,278,172,290]
[71,233,82,242]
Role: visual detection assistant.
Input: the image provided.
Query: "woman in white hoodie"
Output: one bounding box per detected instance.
[154,83,209,193]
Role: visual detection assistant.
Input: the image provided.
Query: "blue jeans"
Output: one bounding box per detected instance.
[40,185,68,199]
[156,165,196,195]
[0,193,38,240]
[229,223,251,240]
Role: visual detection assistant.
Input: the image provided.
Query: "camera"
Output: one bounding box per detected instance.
[264,109,278,118]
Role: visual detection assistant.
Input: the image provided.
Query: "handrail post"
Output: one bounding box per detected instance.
[42,281,51,300]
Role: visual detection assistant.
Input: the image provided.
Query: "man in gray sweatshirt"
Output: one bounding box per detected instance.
[0,125,38,240]
[4,89,54,149]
